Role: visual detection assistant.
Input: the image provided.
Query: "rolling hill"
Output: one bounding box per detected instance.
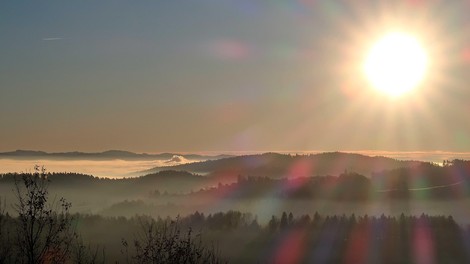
[140,152,425,182]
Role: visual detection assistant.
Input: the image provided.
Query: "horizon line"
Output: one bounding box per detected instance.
[3,149,470,156]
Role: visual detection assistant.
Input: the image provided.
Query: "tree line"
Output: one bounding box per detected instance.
[3,166,470,263]
[0,166,224,264]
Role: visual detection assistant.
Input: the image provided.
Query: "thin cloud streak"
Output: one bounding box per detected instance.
[41,37,64,41]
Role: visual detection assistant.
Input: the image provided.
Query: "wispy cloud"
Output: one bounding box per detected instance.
[42,37,64,41]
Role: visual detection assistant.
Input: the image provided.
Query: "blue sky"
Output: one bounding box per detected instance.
[1,0,470,152]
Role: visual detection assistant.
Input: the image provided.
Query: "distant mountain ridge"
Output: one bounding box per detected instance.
[0,149,232,161]
[141,152,425,180]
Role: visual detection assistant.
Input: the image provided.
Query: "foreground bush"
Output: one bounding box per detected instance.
[122,219,225,264]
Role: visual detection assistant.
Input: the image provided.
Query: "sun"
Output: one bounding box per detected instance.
[363,32,428,97]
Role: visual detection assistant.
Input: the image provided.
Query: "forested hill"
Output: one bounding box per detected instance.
[0,170,208,195]
[2,160,470,201]
[141,152,424,180]
[184,163,470,201]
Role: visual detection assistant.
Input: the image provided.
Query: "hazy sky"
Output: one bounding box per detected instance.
[2,0,470,153]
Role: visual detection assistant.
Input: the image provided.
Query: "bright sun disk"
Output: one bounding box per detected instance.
[363,32,428,97]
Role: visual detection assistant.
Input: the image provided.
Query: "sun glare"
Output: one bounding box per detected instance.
[364,32,428,97]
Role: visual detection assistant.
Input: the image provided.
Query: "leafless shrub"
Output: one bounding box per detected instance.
[13,165,76,264]
[122,217,225,264]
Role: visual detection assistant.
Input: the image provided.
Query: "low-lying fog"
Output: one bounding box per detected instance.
[0,156,192,178]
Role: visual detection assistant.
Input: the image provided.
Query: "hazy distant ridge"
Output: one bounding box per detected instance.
[142,152,424,180]
[0,149,232,161]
